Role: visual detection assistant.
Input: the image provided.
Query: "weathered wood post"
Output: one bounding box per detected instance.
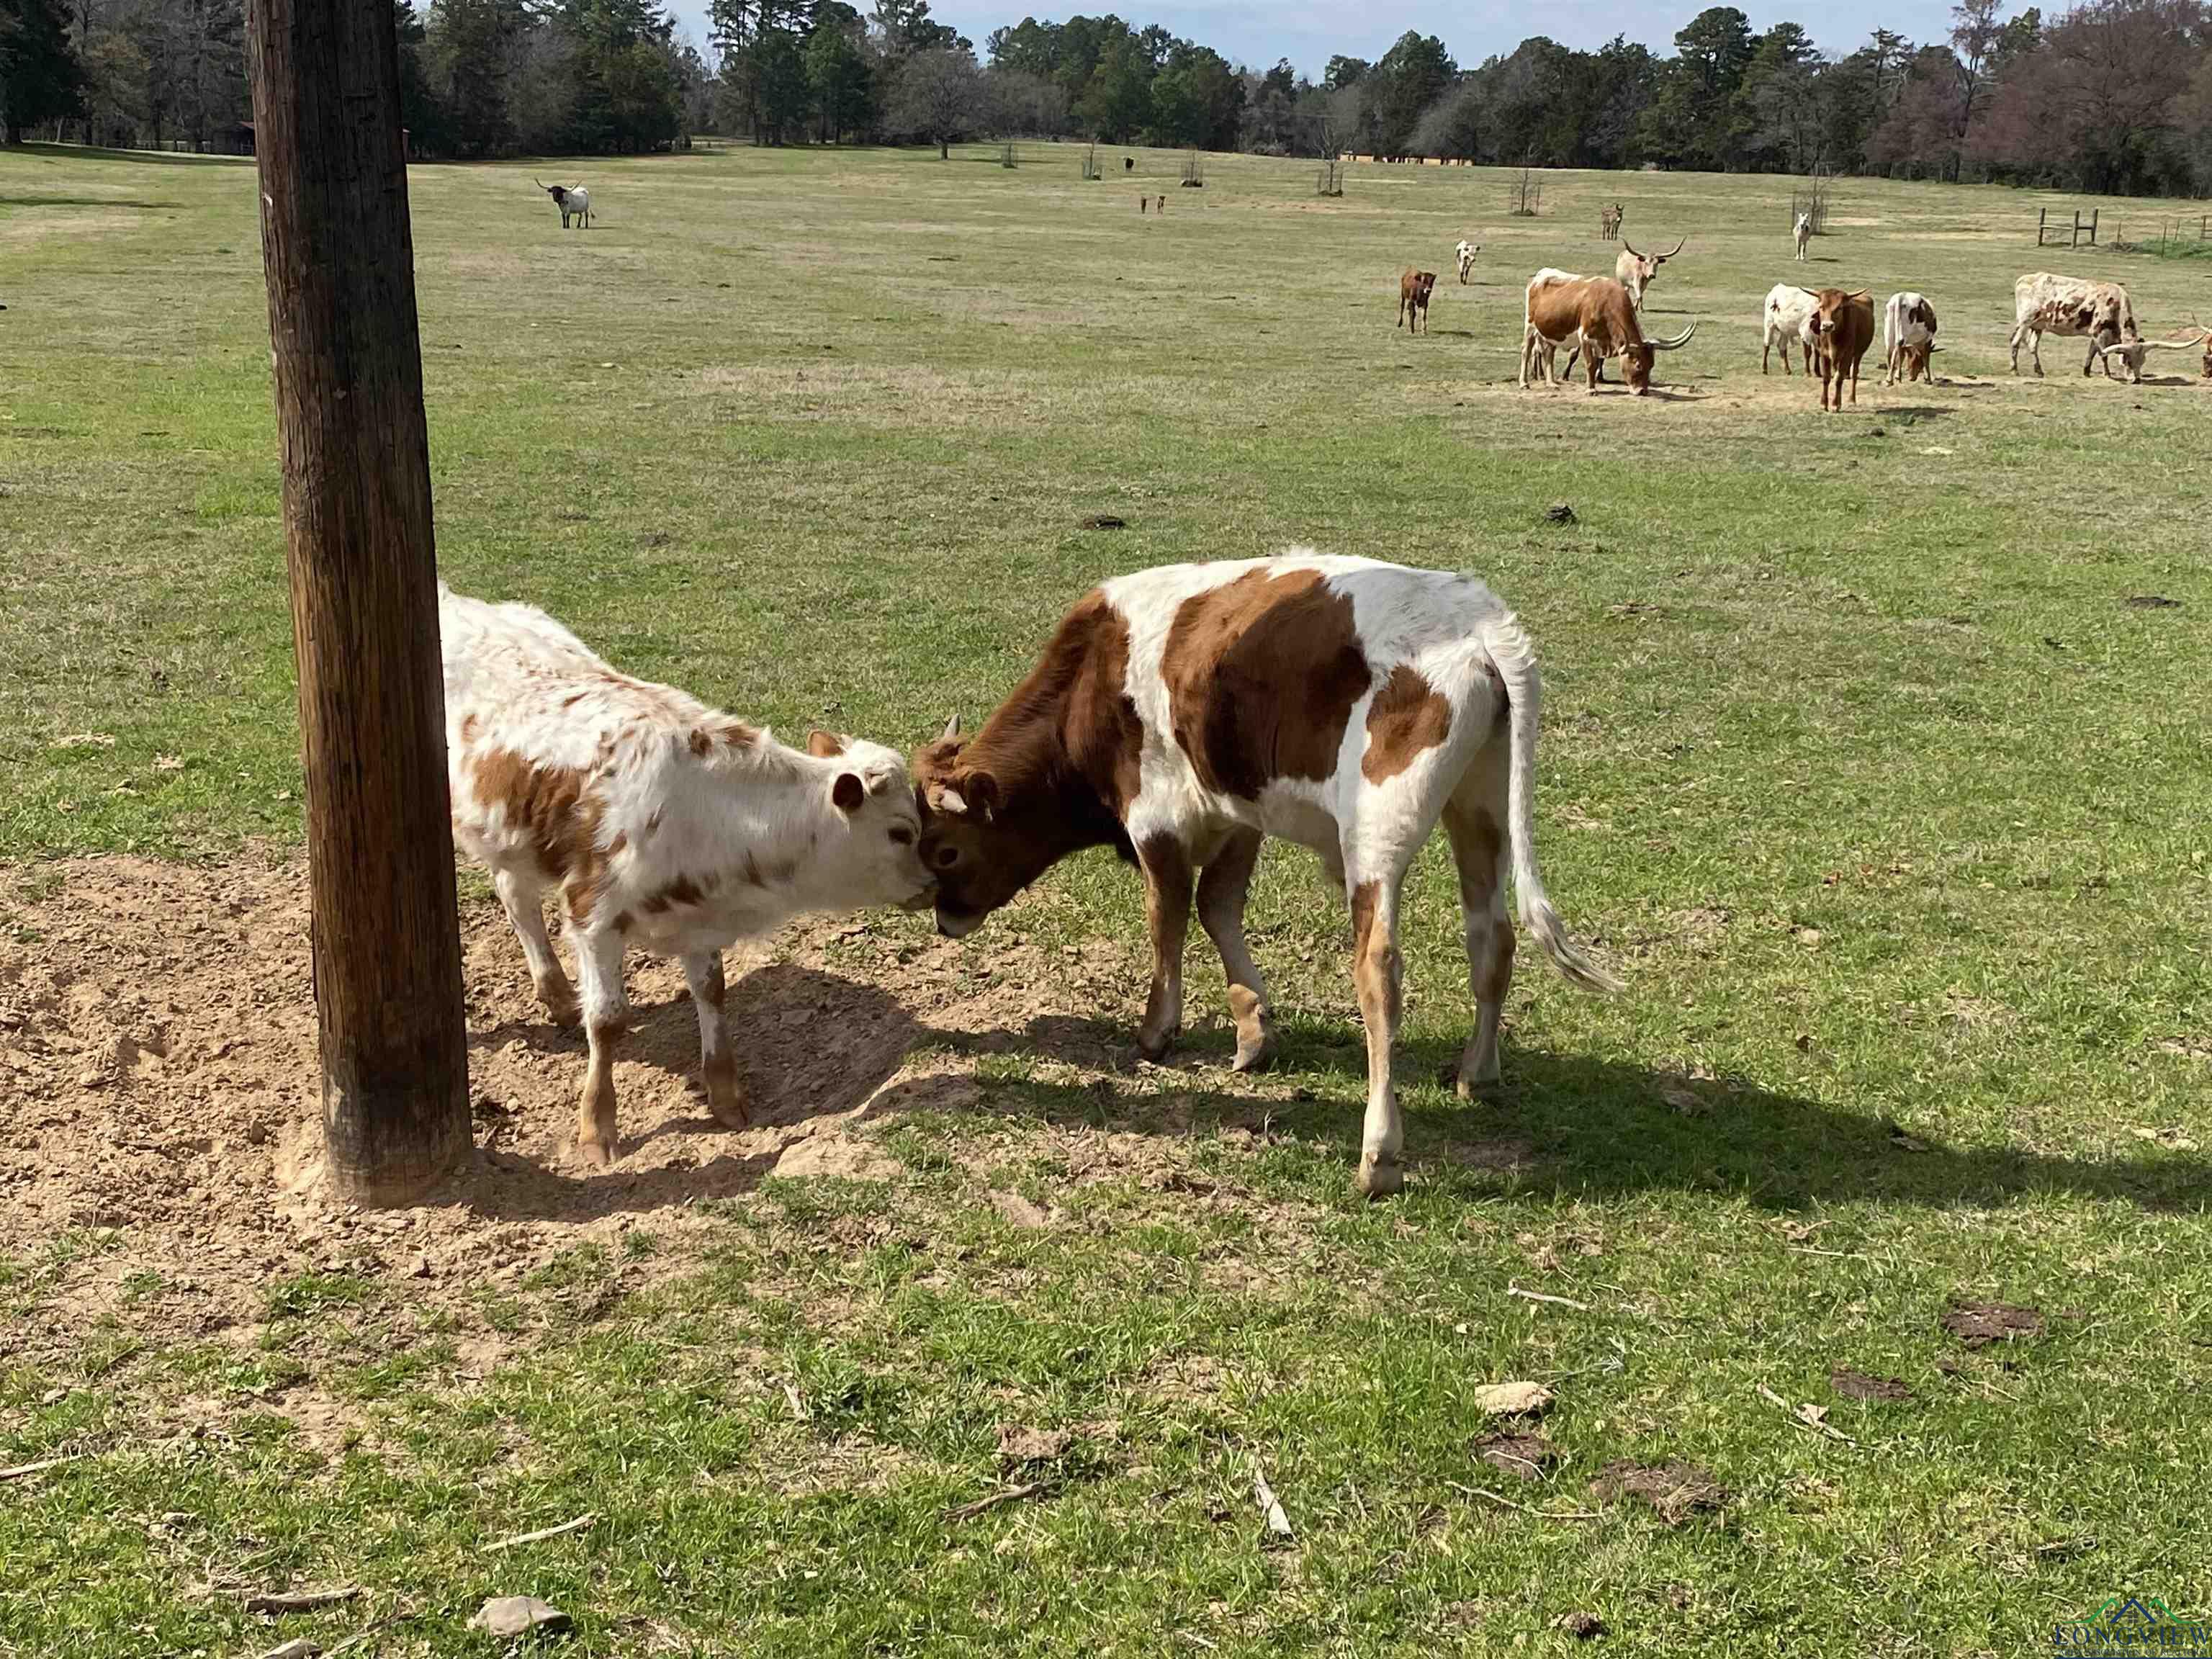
[246,0,471,1203]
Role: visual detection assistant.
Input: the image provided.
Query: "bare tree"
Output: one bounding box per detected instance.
[885,44,984,157]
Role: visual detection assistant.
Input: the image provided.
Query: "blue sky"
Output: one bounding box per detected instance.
[664,0,1965,75]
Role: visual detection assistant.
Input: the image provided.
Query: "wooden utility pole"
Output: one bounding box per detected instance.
[247,0,469,1202]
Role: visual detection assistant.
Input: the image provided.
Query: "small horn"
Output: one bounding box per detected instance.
[924,782,968,815]
[1650,320,1697,351]
[940,714,962,742]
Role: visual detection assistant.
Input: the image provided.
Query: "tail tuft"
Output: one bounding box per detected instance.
[1527,899,1624,995]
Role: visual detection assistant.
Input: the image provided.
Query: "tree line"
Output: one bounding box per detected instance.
[6,0,2211,194]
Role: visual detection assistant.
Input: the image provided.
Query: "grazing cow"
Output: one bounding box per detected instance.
[536,178,590,229]
[441,585,932,1165]
[1398,267,1437,333]
[1614,236,1683,310]
[1520,270,1696,395]
[1761,284,1820,375]
[1455,240,1482,284]
[1793,212,1811,261]
[2009,272,2140,380]
[1807,287,1874,411]
[1882,292,1939,385]
[910,555,1619,1198]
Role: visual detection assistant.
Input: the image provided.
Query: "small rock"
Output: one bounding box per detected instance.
[469,1596,571,1639]
[1545,503,1577,524]
[245,1122,271,1147]
[38,1388,66,1406]
[1560,1611,1606,1640]
[257,1642,321,1659]
[408,1253,432,1280]
[1473,1381,1554,1417]
[1082,514,1127,530]
[77,1069,107,1089]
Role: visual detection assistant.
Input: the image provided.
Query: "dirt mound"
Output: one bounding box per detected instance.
[0,853,1156,1348]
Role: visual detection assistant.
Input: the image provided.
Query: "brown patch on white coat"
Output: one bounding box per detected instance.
[1882,292,1938,386]
[441,583,931,1166]
[911,554,1619,1200]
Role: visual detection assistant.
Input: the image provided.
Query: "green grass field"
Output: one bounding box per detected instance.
[2,140,2210,1656]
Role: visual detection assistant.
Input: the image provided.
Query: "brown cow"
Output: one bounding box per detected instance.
[911,554,1619,1199]
[1398,268,1437,333]
[1519,269,1696,395]
[1809,288,1874,411]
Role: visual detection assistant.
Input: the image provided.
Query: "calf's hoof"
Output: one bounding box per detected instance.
[1135,1025,1179,1064]
[1231,1031,1277,1074]
[1455,1069,1502,1102]
[1354,1156,1404,1200]
[575,1133,616,1169]
[541,988,581,1028]
[704,1081,751,1130]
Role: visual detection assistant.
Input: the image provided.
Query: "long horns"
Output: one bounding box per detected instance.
[1650,320,1697,351]
[1657,235,1686,261]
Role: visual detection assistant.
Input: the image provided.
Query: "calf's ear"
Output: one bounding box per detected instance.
[832,773,866,813]
[957,768,1001,819]
[806,729,848,759]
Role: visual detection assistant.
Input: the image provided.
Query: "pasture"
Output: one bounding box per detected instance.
[2,140,2210,1655]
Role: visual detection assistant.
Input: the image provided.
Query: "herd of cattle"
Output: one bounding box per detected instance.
[1404,230,2212,404]
[469,189,2205,1191]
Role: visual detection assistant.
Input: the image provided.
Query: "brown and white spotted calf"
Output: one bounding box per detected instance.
[911,554,1619,1199]
[441,585,932,1165]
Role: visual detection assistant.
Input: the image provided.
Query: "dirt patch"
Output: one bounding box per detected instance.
[1588,1460,1728,1525]
[0,854,1169,1354]
[1474,1431,1557,1482]
[1940,1302,2044,1347]
[1829,1366,1912,1403]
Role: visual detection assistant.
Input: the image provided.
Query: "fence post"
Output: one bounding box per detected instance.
[2089,208,2098,246]
[246,0,473,1203]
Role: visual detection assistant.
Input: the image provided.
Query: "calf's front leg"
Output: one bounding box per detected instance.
[1196,827,1275,1072]
[1135,834,1192,1061]
[572,925,629,1166]
[685,949,748,1128]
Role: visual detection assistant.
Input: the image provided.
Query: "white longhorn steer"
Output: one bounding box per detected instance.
[1761,283,1820,374]
[441,584,933,1165]
[537,178,591,229]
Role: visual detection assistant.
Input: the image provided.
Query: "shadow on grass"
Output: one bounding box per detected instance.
[896,1013,2206,1215]
[14,143,250,168]
[0,194,179,210]
[458,966,2206,1220]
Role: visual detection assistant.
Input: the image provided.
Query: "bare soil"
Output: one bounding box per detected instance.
[0,853,1200,1351]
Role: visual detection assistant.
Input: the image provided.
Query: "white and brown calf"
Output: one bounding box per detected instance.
[912,554,1619,1200]
[441,585,931,1165]
[1761,283,1820,375]
[1883,292,1938,385]
[1455,240,1481,284]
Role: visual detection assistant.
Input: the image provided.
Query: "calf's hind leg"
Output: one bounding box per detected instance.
[1442,759,1514,1098]
[1346,863,1411,1199]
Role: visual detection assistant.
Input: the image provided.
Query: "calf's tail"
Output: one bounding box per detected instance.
[1479,605,1623,995]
